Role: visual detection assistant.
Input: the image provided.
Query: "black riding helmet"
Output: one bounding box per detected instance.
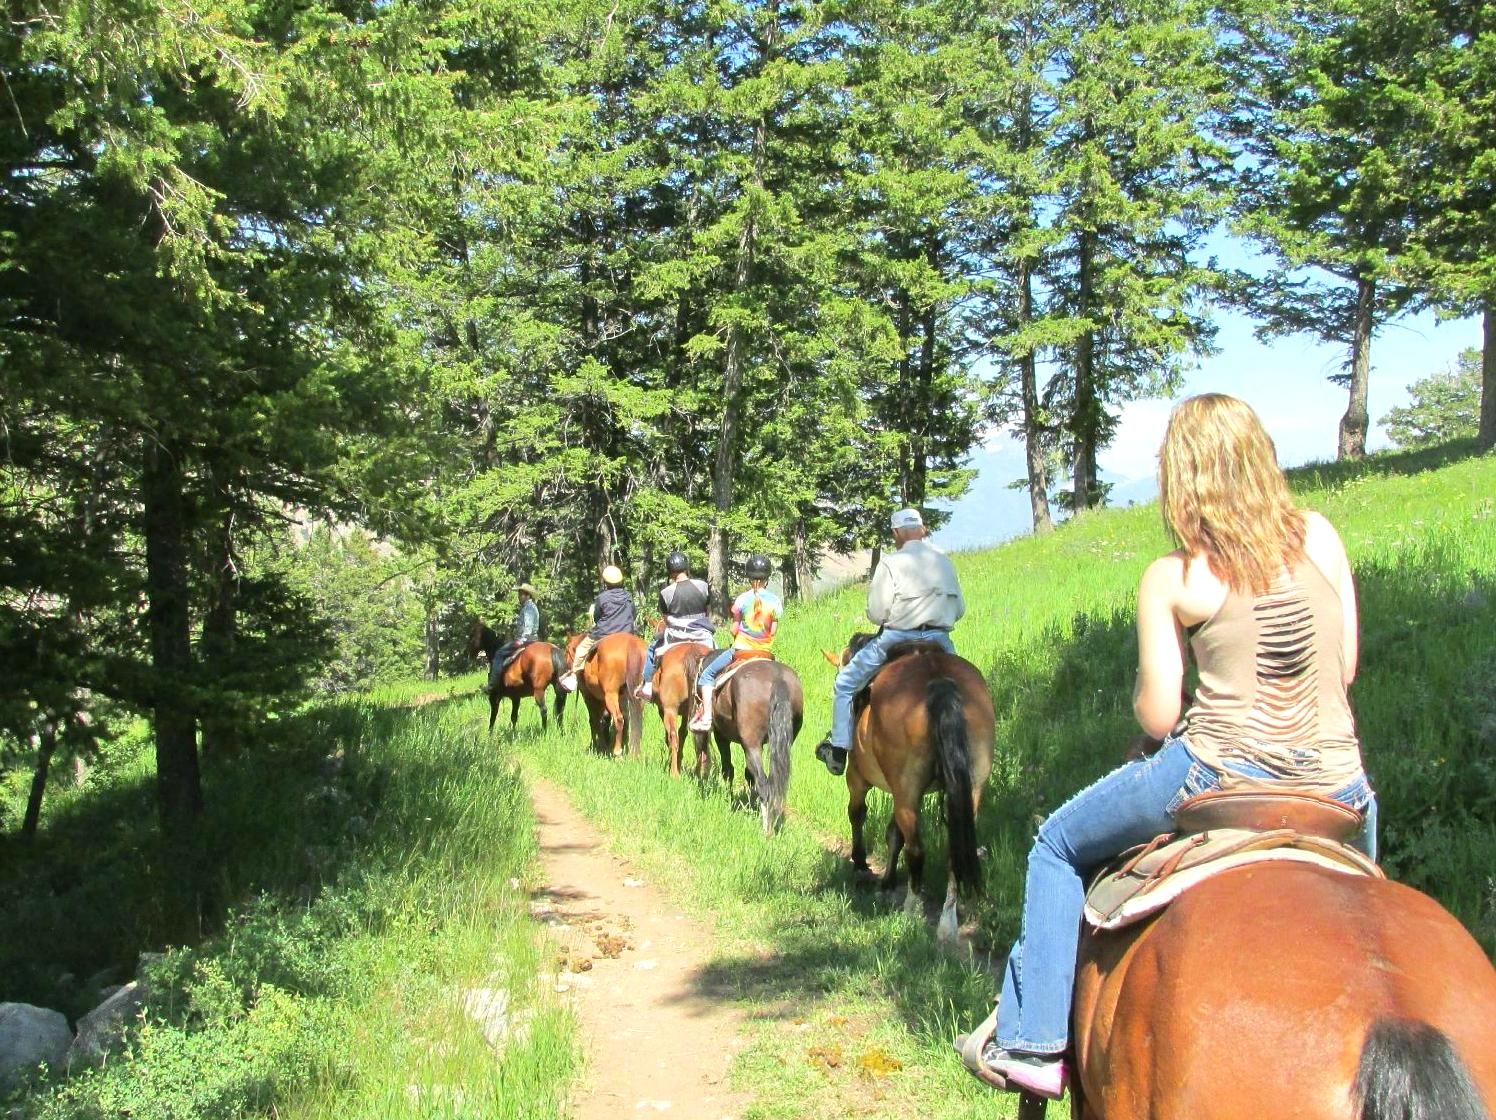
[745,554,772,580]
[665,551,690,576]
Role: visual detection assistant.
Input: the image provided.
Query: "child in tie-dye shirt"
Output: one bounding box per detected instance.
[689,555,780,730]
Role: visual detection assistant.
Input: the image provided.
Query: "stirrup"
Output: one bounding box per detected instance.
[688,705,712,731]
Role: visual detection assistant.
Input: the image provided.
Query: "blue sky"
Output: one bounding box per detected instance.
[932,307,1482,553]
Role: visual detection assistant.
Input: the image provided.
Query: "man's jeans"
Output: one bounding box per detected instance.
[993,736,1379,1055]
[828,628,955,748]
[487,641,522,691]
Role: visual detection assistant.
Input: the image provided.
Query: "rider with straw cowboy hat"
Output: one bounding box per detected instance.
[559,564,637,692]
[487,582,541,695]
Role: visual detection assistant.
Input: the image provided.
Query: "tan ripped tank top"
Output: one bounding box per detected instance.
[1183,558,1363,795]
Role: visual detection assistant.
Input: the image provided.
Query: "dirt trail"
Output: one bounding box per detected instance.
[527,777,749,1120]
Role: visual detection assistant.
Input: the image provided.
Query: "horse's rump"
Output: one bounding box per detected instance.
[1074,863,1496,1120]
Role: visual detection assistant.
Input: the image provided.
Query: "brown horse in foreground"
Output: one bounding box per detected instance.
[1061,861,1496,1120]
[825,636,994,941]
[690,656,802,833]
[467,621,567,733]
[649,641,713,777]
[564,631,645,758]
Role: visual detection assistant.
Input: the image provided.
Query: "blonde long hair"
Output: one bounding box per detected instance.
[1158,394,1305,594]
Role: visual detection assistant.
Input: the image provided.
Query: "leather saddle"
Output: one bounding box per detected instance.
[1084,789,1380,932]
[851,638,946,713]
[501,638,533,669]
[711,648,773,691]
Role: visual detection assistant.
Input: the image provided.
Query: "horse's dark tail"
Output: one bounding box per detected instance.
[550,646,568,728]
[927,677,980,896]
[763,674,794,829]
[625,641,644,756]
[1354,1019,1487,1120]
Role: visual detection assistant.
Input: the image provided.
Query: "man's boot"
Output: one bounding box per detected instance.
[814,737,849,776]
[688,685,714,731]
[559,671,579,692]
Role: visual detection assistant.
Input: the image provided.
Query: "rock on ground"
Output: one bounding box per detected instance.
[0,1003,71,1090]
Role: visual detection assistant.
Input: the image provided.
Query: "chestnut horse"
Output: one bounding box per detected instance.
[564,631,645,758]
[824,635,994,941]
[467,621,567,733]
[1058,862,1496,1120]
[649,641,713,777]
[690,656,802,833]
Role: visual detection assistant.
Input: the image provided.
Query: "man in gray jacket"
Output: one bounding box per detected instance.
[814,508,966,776]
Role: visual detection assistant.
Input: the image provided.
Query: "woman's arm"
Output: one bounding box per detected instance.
[1304,512,1358,685]
[1133,555,1188,740]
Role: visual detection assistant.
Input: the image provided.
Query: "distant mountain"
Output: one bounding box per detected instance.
[929,441,1159,554]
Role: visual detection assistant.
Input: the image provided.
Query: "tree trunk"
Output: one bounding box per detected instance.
[198,507,237,755]
[1071,228,1100,510]
[1480,293,1494,452]
[911,245,938,508]
[1338,272,1375,460]
[142,437,204,931]
[424,603,440,680]
[793,518,815,600]
[1018,250,1053,533]
[867,545,881,581]
[709,117,767,614]
[22,721,56,840]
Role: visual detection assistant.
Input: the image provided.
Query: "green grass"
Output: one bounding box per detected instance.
[494,440,1494,1119]
[1,691,575,1120]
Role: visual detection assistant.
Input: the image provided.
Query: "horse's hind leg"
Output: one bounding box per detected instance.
[742,742,772,832]
[510,696,521,730]
[897,805,925,898]
[715,731,734,788]
[848,769,872,874]
[533,687,547,732]
[880,816,905,892]
[663,711,681,777]
[936,871,961,946]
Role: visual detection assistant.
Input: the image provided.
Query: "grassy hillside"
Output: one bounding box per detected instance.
[778,439,1496,949]
[509,440,1493,1120]
[2,684,575,1120]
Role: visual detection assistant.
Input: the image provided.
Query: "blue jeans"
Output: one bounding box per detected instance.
[994,737,1378,1054]
[828,628,955,748]
[487,641,523,690]
[697,647,735,688]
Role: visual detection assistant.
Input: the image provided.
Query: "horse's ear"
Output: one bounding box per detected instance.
[821,648,842,667]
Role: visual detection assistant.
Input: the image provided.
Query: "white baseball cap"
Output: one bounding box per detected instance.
[890,508,924,530]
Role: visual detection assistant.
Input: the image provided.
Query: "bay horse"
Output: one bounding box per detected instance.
[1058,861,1496,1120]
[467,621,567,733]
[690,655,802,833]
[823,635,994,941]
[649,641,713,777]
[564,631,645,758]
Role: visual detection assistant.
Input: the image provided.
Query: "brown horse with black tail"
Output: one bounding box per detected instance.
[467,621,567,733]
[824,634,994,941]
[690,656,802,833]
[564,631,645,758]
[1057,861,1496,1120]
